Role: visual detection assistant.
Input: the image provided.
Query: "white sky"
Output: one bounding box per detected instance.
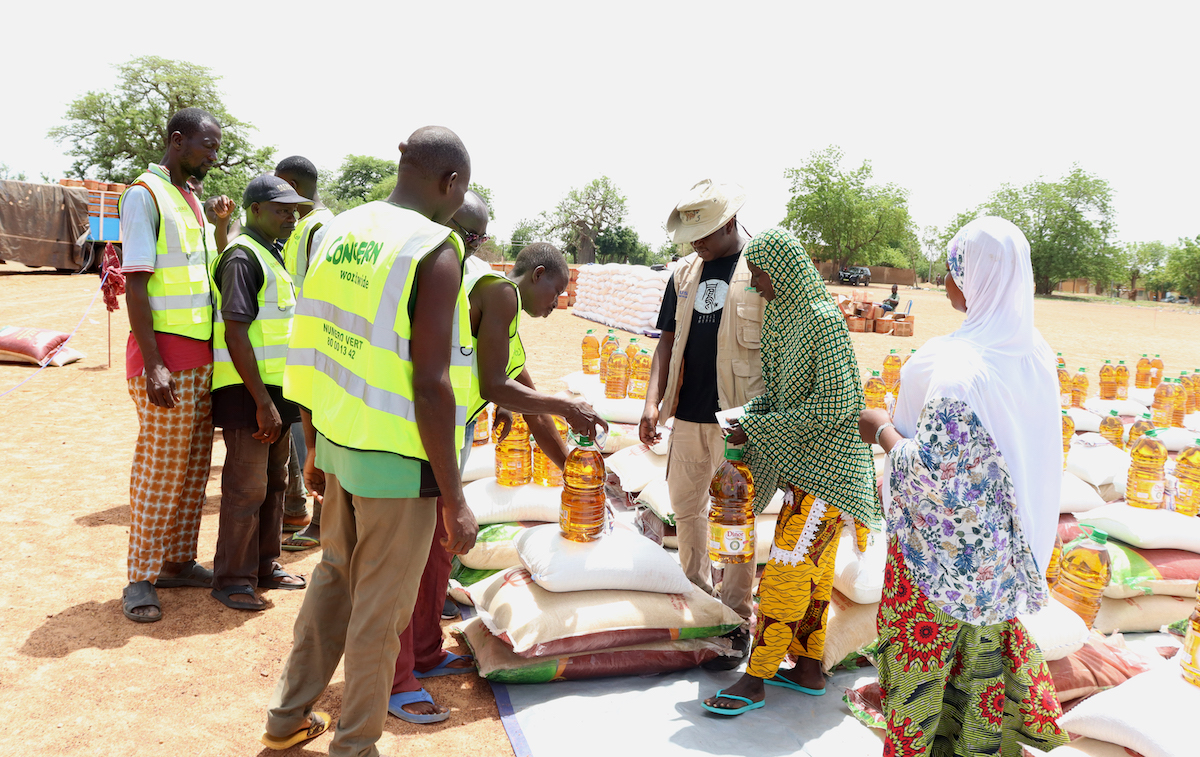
[5,1,1199,250]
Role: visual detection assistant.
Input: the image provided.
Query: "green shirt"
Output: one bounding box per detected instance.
[315,432,437,499]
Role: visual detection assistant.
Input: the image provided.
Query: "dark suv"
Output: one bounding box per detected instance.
[839,266,871,286]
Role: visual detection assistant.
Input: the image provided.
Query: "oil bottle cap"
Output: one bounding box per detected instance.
[575,435,594,447]
[586,328,595,334]
[1119,360,1126,365]
[725,447,744,461]
[1057,352,1063,356]
[1109,410,1119,416]
[910,349,916,353]
[871,370,880,376]
[639,347,651,354]
[1155,353,1161,357]
[1146,429,1158,437]
[1182,371,1190,376]
[1141,412,1152,420]
[1105,359,1112,364]
[629,337,638,343]
[1090,529,1109,545]
[1078,367,1087,372]
[890,349,897,354]
[1142,353,1148,357]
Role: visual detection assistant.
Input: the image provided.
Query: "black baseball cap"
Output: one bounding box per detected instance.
[242,173,314,209]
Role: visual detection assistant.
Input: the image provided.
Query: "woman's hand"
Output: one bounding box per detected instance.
[858,408,893,446]
[724,420,748,445]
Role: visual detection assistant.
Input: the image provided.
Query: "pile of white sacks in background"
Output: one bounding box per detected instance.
[571,263,671,335]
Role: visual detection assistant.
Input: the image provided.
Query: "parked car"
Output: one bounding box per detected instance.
[839,266,871,286]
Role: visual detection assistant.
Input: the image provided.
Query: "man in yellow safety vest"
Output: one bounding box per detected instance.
[261,126,479,755]
[208,173,313,611]
[117,107,234,623]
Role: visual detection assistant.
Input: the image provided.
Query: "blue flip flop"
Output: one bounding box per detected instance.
[413,651,475,679]
[701,689,765,716]
[388,689,450,724]
[764,673,826,696]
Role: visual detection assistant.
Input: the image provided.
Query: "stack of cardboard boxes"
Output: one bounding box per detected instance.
[836,291,915,337]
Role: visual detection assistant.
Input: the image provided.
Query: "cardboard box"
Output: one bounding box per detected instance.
[848,317,866,332]
[556,294,569,309]
[893,321,914,337]
[875,318,894,334]
[872,305,886,320]
[863,319,875,333]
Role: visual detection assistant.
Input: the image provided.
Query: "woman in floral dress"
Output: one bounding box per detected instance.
[858,217,1069,756]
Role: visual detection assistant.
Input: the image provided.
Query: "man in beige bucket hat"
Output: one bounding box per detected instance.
[640,179,765,670]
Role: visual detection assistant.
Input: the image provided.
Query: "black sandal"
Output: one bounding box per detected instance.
[211,585,266,611]
[154,560,214,588]
[122,581,162,623]
[259,565,307,590]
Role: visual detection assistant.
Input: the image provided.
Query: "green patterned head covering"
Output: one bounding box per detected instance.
[738,228,881,526]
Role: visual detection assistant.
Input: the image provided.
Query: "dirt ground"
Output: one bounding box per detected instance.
[1,263,1198,757]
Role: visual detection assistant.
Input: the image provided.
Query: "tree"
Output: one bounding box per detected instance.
[1164,237,1200,300]
[942,166,1117,295]
[507,219,542,260]
[325,155,395,209]
[469,183,496,219]
[0,163,27,182]
[47,55,274,203]
[1123,241,1171,300]
[540,177,628,264]
[781,146,914,272]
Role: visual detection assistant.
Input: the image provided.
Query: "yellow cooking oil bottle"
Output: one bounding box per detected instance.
[624,337,639,362]
[1136,354,1152,389]
[1099,360,1117,400]
[1072,367,1089,408]
[1175,438,1200,518]
[1150,354,1165,388]
[559,435,607,542]
[1045,534,1063,590]
[532,416,569,488]
[1057,352,1066,370]
[1126,429,1167,509]
[473,405,491,447]
[604,347,629,399]
[627,348,652,400]
[495,412,532,486]
[1115,360,1129,400]
[1058,363,1072,409]
[903,348,916,366]
[1128,412,1154,447]
[864,371,887,410]
[1052,528,1112,628]
[1180,586,1200,687]
[599,330,619,382]
[1099,410,1124,449]
[1062,410,1074,469]
[1181,371,1197,414]
[708,445,756,564]
[1152,378,1179,428]
[1193,368,1200,412]
[581,329,600,374]
[1173,375,1189,426]
[882,349,902,393]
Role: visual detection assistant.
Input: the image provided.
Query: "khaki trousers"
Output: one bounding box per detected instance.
[265,473,437,757]
[666,420,755,622]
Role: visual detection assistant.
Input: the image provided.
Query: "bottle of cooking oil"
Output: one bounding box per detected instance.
[1115,360,1129,400]
[599,330,619,382]
[1057,352,1066,370]
[903,348,916,366]
[864,371,887,410]
[605,348,629,399]
[627,347,652,400]
[1052,528,1112,628]
[1136,354,1152,389]
[624,337,639,361]
[1181,371,1197,414]
[1175,438,1200,518]
[532,417,568,487]
[1099,410,1124,449]
[581,329,600,375]
[473,405,491,447]
[1152,378,1178,427]
[1180,592,1200,687]
[1062,410,1074,469]
[1193,367,1200,412]
[708,445,756,564]
[1150,354,1165,388]
[1072,367,1089,408]
[882,349,902,393]
[560,435,606,542]
[495,412,532,486]
[1099,360,1117,400]
[1126,429,1167,509]
[1045,534,1063,590]
[1128,412,1154,447]
[1058,363,1072,409]
[1172,376,1187,428]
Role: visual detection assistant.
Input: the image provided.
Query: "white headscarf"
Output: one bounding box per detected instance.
[891,216,1061,572]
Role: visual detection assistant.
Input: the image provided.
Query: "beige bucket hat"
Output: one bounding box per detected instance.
[665,179,747,244]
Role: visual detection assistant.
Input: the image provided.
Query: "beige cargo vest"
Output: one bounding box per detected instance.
[659,250,765,418]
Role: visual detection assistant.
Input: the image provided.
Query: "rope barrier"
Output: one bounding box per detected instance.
[0,269,111,400]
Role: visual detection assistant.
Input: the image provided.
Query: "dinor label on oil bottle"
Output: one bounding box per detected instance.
[1129,477,1165,505]
[1182,624,1200,687]
[709,522,755,561]
[585,358,599,372]
[1061,392,1071,407]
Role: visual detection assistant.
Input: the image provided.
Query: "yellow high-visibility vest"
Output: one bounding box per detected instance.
[283,201,472,459]
[282,207,334,292]
[119,164,213,340]
[464,270,525,423]
[210,232,296,391]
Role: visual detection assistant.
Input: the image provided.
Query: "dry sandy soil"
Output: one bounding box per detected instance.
[1,263,1198,757]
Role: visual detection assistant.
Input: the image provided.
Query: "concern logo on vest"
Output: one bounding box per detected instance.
[325,235,381,289]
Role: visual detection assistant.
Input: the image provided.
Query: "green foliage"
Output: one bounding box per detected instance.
[861,246,911,268]
[507,219,542,260]
[324,155,395,210]
[1123,240,1171,297]
[1164,237,1200,299]
[540,176,628,264]
[0,163,27,182]
[781,146,914,271]
[940,166,1116,295]
[469,183,495,219]
[47,55,274,205]
[594,225,669,266]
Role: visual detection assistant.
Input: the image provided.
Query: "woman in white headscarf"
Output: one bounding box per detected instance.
[858,217,1068,756]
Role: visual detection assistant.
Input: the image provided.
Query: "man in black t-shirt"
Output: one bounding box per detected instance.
[640,179,765,670]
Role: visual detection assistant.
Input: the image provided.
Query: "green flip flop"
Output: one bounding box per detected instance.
[701,689,765,716]
[764,673,826,696]
[281,534,320,552]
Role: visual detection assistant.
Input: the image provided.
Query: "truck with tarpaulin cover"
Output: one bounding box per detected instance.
[0,179,123,272]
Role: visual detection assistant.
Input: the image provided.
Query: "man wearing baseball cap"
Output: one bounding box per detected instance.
[208,173,312,610]
[639,179,765,669]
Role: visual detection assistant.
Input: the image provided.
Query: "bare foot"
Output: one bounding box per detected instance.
[703,673,765,710]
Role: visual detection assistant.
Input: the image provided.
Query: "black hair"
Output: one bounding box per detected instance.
[512,242,569,282]
[165,107,218,144]
[399,126,470,179]
[274,155,318,184]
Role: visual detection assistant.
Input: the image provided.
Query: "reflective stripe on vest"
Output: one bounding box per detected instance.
[210,233,297,391]
[118,165,213,340]
[282,207,334,293]
[283,202,472,460]
[464,270,525,423]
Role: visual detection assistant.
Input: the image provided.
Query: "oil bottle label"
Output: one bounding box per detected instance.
[709,523,755,558]
[1061,392,1071,406]
[628,378,648,397]
[1182,625,1200,686]
[1128,477,1165,505]
[1117,386,1128,399]
[585,358,599,372]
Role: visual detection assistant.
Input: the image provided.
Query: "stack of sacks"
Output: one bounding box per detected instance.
[450,524,743,682]
[572,264,670,335]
